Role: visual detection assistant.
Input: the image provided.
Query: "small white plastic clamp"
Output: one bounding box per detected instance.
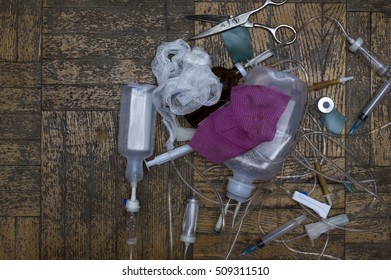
[305,214,349,246]
[292,191,331,219]
[348,37,364,53]
[125,199,140,213]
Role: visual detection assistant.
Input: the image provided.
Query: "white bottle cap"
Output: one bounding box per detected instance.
[305,214,349,246]
[125,199,140,213]
[226,177,255,202]
[292,191,331,219]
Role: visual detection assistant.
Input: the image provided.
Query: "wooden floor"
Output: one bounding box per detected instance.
[0,0,390,260]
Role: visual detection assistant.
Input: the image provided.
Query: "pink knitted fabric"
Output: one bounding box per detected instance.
[189,85,291,163]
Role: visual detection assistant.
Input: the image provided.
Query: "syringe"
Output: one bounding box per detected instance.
[349,78,391,134]
[241,215,306,256]
[347,37,390,77]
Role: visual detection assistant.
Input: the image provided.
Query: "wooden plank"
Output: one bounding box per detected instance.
[43,0,160,7]
[0,166,40,192]
[63,111,91,259]
[0,114,40,140]
[347,0,391,12]
[0,0,17,61]
[42,85,121,111]
[41,111,66,259]
[371,12,391,167]
[345,193,391,244]
[17,0,42,62]
[0,62,41,88]
[15,217,40,259]
[42,33,165,60]
[345,12,372,166]
[88,111,117,259]
[166,0,195,39]
[42,6,165,34]
[345,243,391,259]
[0,217,15,259]
[0,140,40,165]
[63,111,119,259]
[42,59,153,85]
[0,88,40,113]
[0,192,40,217]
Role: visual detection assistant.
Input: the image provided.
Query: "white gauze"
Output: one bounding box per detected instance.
[151,39,222,150]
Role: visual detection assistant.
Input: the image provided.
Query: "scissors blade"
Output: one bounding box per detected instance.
[186,15,229,24]
[189,14,249,40]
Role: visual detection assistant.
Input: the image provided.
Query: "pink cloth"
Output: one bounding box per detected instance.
[189,85,291,163]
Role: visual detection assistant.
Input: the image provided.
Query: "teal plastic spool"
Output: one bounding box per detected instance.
[319,109,346,135]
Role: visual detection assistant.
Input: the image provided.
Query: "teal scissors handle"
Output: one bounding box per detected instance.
[250,23,296,44]
[190,0,288,40]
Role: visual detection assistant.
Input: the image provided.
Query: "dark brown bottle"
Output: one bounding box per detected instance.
[184,65,244,127]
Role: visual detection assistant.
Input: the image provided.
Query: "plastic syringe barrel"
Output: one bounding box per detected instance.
[259,215,306,247]
[145,144,194,168]
[349,37,389,76]
[180,197,199,244]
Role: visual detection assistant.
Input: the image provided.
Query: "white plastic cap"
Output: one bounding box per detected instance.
[305,214,349,246]
[226,177,255,202]
[180,234,196,244]
[292,191,331,219]
[125,199,140,213]
[349,37,364,52]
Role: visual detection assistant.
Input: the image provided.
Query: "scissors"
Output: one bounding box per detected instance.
[189,0,296,45]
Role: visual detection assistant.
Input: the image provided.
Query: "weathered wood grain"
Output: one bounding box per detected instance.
[0,217,40,259]
[0,192,40,216]
[371,12,391,167]
[345,12,372,166]
[0,114,40,140]
[42,85,121,111]
[42,33,165,60]
[0,140,40,165]
[43,0,164,7]
[347,0,391,12]
[0,217,15,259]
[345,243,391,259]
[88,111,118,260]
[0,0,17,61]
[0,62,41,87]
[0,166,40,192]
[43,6,165,34]
[41,111,66,259]
[63,111,119,259]
[42,59,153,85]
[0,88,41,113]
[15,217,40,259]
[17,0,42,62]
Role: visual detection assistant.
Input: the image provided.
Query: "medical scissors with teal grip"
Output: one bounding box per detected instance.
[189,0,296,45]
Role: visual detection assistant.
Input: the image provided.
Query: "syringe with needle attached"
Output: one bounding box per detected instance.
[349,78,391,134]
